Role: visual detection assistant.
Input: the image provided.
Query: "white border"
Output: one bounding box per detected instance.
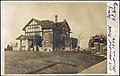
[1,1,119,75]
[1,1,117,3]
[107,1,119,75]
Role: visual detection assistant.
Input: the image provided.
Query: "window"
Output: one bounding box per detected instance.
[44,29,52,32]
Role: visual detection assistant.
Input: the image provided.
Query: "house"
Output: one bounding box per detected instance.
[88,35,107,54]
[16,15,72,51]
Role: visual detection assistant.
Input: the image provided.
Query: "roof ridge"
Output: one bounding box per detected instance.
[33,18,54,23]
[32,18,41,22]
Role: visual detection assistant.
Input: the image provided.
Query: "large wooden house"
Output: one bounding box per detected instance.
[16,15,72,51]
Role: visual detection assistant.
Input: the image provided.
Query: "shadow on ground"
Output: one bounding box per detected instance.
[5,51,106,74]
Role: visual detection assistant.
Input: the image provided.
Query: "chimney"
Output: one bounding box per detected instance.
[55,15,58,23]
[63,19,66,22]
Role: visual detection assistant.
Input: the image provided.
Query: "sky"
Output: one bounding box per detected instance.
[1,2,107,49]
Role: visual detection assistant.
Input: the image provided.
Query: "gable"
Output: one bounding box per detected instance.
[22,18,38,31]
[29,20,38,25]
[22,18,55,31]
[55,21,71,31]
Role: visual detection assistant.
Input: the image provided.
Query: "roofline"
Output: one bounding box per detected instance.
[22,18,34,31]
[22,18,71,32]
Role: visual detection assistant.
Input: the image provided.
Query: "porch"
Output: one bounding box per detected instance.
[16,35,42,51]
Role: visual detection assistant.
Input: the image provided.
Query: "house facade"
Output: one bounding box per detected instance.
[16,15,72,51]
[88,35,107,54]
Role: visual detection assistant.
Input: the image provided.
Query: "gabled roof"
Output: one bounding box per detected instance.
[22,18,55,31]
[16,35,35,40]
[33,19,54,29]
[16,35,27,40]
[55,20,71,31]
[22,18,71,31]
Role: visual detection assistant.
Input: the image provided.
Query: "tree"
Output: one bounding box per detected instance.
[6,44,13,51]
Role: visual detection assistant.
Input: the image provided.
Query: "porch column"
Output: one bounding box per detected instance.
[70,39,72,51]
[94,42,99,52]
[100,43,104,54]
[28,40,30,51]
[33,45,36,51]
[19,40,22,51]
[26,39,30,51]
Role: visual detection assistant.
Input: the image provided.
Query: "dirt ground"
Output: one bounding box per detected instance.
[4,51,106,74]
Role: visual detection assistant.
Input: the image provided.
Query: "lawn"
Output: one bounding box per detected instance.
[5,51,106,74]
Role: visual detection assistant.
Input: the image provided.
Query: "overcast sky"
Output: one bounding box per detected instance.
[2,2,107,49]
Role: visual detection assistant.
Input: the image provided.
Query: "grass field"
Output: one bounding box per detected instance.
[5,51,106,74]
